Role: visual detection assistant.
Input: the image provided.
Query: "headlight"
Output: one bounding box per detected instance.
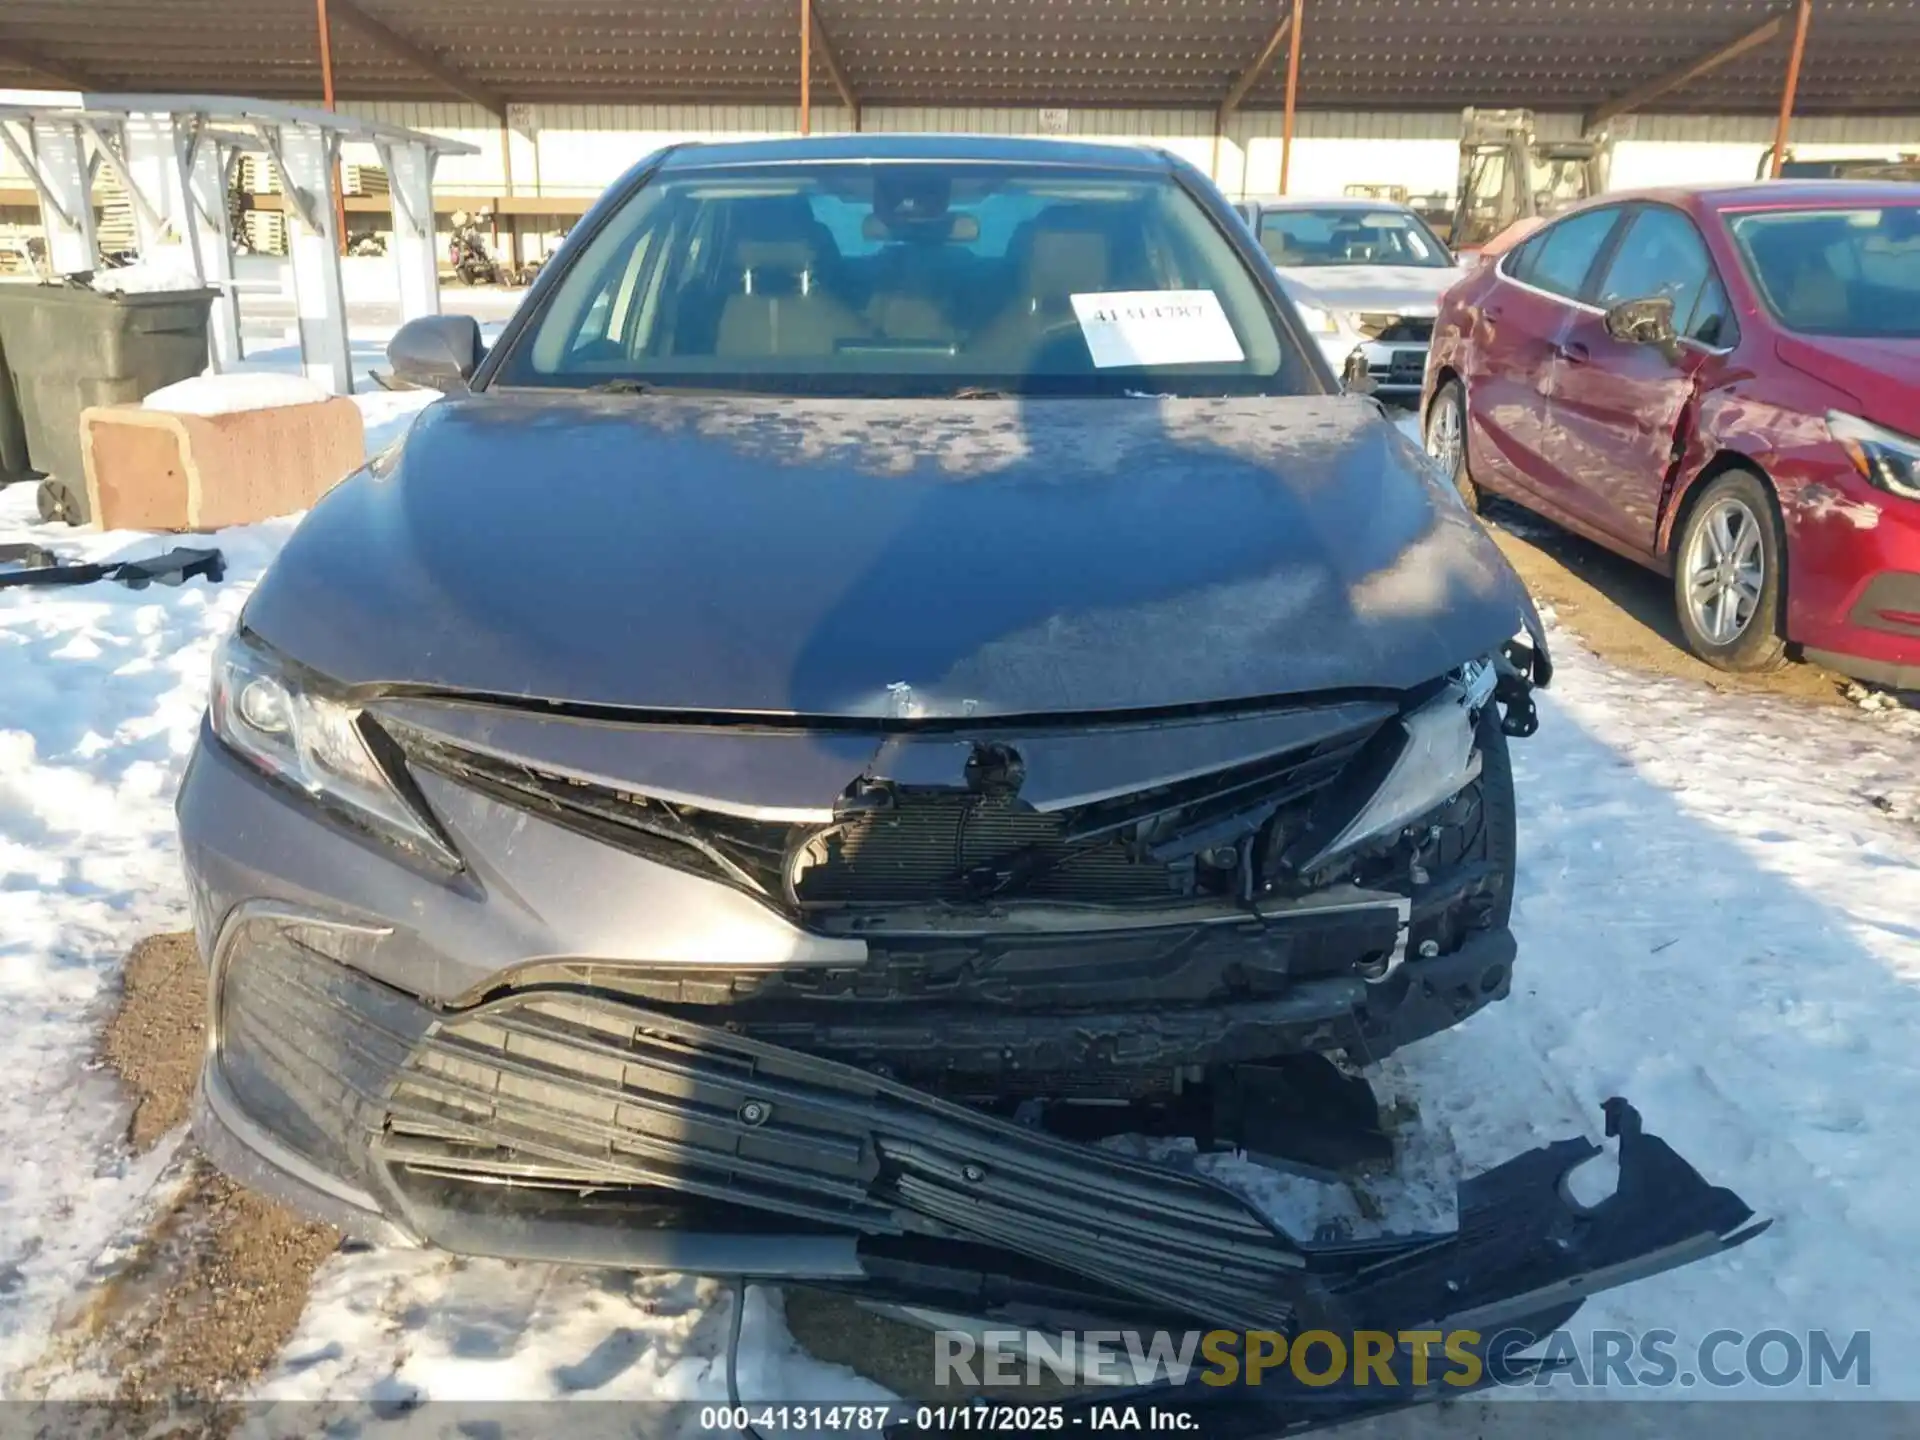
[1294,677,1485,873]
[209,632,459,868]
[1828,411,1920,501]
[1293,301,1344,335]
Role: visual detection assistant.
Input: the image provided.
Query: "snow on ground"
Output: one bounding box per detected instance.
[0,381,434,1389]
[1402,628,1920,1401]
[253,1263,888,1430]
[3,370,1920,1416]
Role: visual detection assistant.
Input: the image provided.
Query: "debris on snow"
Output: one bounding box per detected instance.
[1845,680,1906,715]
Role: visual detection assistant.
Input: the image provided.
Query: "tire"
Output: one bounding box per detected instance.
[1425,377,1483,513]
[36,478,84,526]
[1672,468,1788,672]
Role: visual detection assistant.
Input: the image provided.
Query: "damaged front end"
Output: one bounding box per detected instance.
[186,618,1762,1422]
[366,631,1553,1113]
[198,906,1762,1431]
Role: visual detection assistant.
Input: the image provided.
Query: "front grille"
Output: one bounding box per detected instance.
[1371,350,1429,385]
[1356,313,1434,344]
[396,719,1378,913]
[793,791,1175,905]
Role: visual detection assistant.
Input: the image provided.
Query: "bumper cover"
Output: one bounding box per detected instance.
[197,911,1766,1344]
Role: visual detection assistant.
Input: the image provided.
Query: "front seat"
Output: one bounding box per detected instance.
[713,203,868,360]
[974,215,1116,369]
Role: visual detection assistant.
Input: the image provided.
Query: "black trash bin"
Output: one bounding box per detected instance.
[0,281,218,524]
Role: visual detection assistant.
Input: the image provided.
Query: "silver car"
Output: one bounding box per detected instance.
[1236,197,1467,398]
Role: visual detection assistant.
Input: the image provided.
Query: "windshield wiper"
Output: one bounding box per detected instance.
[948,385,1012,400]
[588,378,657,395]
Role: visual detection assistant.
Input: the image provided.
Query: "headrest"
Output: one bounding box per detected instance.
[726,195,823,294]
[734,239,816,271]
[1023,226,1111,297]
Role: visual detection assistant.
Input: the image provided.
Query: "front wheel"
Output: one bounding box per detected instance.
[1672,469,1788,672]
[1425,378,1483,513]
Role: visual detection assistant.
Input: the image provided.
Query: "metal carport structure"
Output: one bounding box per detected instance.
[0,97,474,391]
[0,1,1912,200]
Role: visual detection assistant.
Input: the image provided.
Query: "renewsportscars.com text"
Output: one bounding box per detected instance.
[935,1327,1871,1391]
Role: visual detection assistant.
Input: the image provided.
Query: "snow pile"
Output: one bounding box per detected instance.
[0,484,298,1383]
[90,263,208,296]
[0,385,432,1390]
[144,372,332,416]
[253,1260,889,1417]
[1398,635,1920,1399]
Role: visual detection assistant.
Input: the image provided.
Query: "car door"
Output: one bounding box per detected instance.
[1464,205,1627,504]
[1548,204,1728,554]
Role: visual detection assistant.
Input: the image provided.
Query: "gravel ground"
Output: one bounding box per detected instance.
[61,935,342,1410]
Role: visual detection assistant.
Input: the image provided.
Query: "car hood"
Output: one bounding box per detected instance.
[1274,265,1462,316]
[1774,333,1920,424]
[243,391,1542,719]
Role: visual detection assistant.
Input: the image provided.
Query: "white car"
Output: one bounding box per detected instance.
[1234,198,1467,398]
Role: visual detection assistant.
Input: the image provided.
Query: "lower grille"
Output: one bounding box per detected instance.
[377,991,1310,1330]
[216,915,431,1182]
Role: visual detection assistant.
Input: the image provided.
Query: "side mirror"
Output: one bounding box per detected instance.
[1604,296,1678,354]
[388,314,484,393]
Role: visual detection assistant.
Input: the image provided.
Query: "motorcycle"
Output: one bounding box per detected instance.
[447,210,502,286]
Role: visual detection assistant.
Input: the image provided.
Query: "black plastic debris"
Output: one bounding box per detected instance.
[0,545,225,591]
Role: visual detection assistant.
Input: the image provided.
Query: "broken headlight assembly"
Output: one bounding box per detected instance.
[1288,667,1488,875]
[209,631,460,869]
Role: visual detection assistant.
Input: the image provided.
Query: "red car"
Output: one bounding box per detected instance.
[1423,181,1920,687]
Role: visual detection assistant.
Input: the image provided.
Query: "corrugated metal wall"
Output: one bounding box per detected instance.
[5,94,1918,204]
[328,100,1920,204]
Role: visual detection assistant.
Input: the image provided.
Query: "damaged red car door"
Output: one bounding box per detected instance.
[1465,206,1624,507]
[1547,203,1732,555]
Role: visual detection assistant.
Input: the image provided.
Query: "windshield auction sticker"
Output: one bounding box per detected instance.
[1070,290,1246,368]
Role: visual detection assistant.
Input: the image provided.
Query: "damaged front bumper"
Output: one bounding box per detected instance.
[195,905,1766,1359]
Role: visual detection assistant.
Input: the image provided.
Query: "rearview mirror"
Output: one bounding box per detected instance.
[1604,296,1678,352]
[388,314,484,393]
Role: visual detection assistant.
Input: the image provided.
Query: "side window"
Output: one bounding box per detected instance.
[1597,207,1712,323]
[1525,208,1623,300]
[1503,231,1546,283]
[1684,272,1741,348]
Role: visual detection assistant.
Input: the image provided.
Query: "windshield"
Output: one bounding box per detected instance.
[1729,206,1920,338]
[1255,207,1452,269]
[495,161,1305,397]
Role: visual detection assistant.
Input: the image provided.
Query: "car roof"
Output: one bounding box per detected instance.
[656,133,1177,171]
[1240,196,1415,213]
[1578,180,1920,214]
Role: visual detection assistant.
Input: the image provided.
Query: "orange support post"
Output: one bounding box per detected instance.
[799,0,813,136]
[1278,0,1306,194]
[1771,0,1814,178]
[314,0,348,251]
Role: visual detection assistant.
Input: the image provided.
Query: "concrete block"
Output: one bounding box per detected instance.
[80,398,365,531]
